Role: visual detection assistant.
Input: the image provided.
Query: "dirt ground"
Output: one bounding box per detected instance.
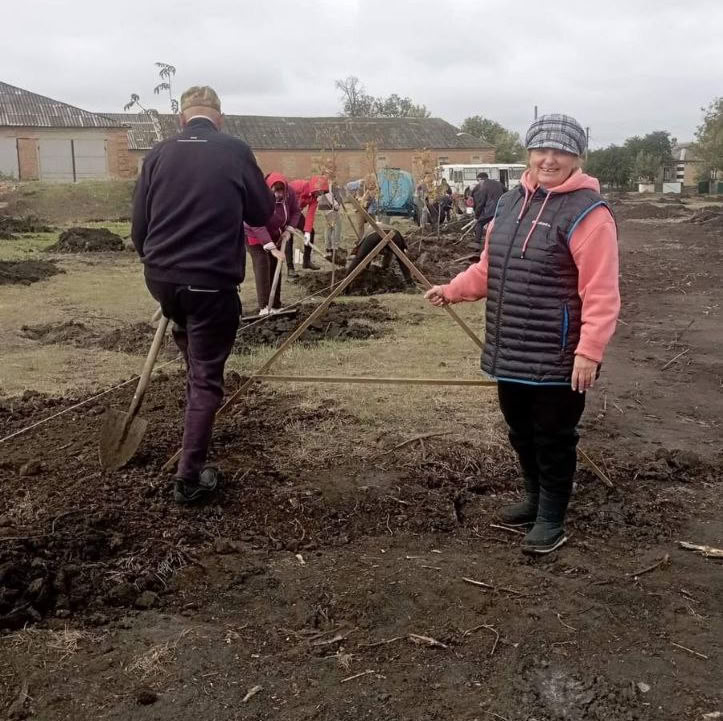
[0,197,721,721]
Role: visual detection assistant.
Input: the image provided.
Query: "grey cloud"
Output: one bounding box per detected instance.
[2,0,721,143]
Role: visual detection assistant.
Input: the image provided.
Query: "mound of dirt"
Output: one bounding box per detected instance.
[0,260,63,286]
[20,320,165,356]
[47,226,124,252]
[297,267,412,296]
[237,298,396,349]
[325,247,348,266]
[0,214,55,239]
[19,302,396,356]
[615,202,690,220]
[687,206,723,226]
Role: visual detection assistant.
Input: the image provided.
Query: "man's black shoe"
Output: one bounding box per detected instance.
[174,467,220,505]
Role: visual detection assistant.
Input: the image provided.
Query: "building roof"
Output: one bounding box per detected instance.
[672,143,699,162]
[103,112,163,150]
[150,114,493,151]
[0,81,122,129]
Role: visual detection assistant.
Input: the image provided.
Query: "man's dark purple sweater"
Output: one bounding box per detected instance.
[132,117,274,289]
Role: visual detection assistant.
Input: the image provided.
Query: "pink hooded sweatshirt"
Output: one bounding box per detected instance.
[441,170,620,363]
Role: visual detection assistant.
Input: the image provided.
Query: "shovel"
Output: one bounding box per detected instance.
[99,314,169,470]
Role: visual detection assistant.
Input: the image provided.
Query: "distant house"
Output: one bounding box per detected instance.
[669,143,704,189]
[0,81,136,181]
[117,113,496,181]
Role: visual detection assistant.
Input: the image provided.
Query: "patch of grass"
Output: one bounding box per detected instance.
[0,232,59,260]
[0,180,134,224]
[227,293,499,439]
[0,223,130,261]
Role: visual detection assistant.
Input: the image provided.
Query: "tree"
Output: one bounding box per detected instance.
[123,93,148,113]
[335,77,430,118]
[335,76,375,117]
[374,93,430,118]
[153,62,178,113]
[693,97,723,180]
[632,150,660,183]
[585,145,633,188]
[624,131,673,168]
[460,116,525,162]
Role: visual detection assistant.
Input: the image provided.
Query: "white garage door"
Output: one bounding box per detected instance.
[0,138,19,178]
[74,139,107,179]
[38,139,74,181]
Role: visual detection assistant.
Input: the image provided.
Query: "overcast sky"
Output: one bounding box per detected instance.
[5,0,721,147]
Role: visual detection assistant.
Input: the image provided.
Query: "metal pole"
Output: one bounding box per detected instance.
[585,127,590,162]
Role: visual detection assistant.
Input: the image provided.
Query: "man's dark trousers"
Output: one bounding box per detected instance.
[474,214,493,247]
[146,279,240,481]
[497,382,585,511]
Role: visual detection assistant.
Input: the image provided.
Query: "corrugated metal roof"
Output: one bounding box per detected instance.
[154,114,493,151]
[0,81,122,129]
[103,112,163,150]
[672,143,698,162]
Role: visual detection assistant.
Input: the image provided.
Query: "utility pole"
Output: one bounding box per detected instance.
[534,105,538,120]
[585,127,590,161]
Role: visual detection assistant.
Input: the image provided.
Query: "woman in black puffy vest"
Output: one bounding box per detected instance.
[426,114,620,555]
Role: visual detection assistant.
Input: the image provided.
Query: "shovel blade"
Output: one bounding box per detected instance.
[99,407,148,471]
[241,309,298,323]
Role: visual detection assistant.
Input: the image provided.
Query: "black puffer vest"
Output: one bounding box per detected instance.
[481,184,611,384]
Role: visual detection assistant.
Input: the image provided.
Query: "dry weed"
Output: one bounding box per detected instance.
[125,628,192,679]
[6,626,98,661]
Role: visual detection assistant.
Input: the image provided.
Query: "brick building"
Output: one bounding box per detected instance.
[0,81,136,181]
[121,113,496,181]
[0,80,495,182]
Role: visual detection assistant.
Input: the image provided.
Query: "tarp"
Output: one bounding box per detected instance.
[377,169,415,216]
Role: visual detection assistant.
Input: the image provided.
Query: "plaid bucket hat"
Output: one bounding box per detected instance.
[525,114,586,156]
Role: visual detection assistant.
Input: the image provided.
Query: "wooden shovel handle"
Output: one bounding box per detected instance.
[268,235,287,308]
[125,315,169,422]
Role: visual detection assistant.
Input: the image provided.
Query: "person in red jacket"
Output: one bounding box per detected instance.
[289,175,329,271]
[244,172,300,315]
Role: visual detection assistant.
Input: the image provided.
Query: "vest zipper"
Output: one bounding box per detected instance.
[561,302,569,348]
[490,196,528,375]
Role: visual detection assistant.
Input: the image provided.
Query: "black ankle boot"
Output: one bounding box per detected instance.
[500,475,539,527]
[302,245,319,270]
[174,467,221,505]
[500,495,539,527]
[522,488,570,555]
